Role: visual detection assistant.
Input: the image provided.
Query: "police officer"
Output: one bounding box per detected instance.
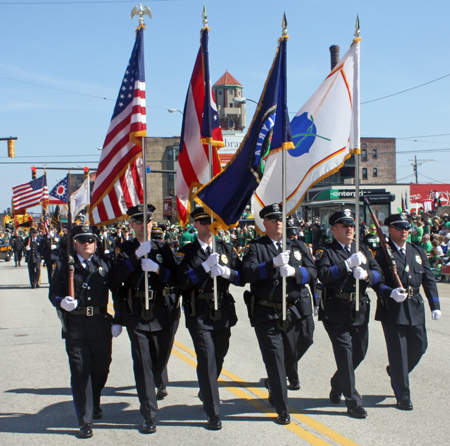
[113,205,179,434]
[24,228,43,288]
[317,210,383,419]
[374,213,441,410]
[49,225,114,438]
[177,207,243,430]
[11,229,24,267]
[241,205,317,425]
[42,227,59,283]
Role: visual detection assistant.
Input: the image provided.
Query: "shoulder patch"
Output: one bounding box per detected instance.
[176,252,185,265]
[242,244,251,256]
[315,249,324,260]
[369,248,376,259]
[115,247,121,255]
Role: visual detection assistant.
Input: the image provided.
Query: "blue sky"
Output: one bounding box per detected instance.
[1,0,450,213]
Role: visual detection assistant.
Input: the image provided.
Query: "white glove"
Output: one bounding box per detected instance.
[141,258,159,273]
[210,264,231,279]
[432,310,441,321]
[202,253,220,272]
[353,267,368,281]
[51,245,57,250]
[280,265,296,277]
[47,234,51,239]
[26,246,31,251]
[111,324,123,337]
[314,306,319,317]
[390,287,408,303]
[104,249,110,254]
[346,252,365,269]
[135,240,152,258]
[274,251,290,267]
[60,296,78,312]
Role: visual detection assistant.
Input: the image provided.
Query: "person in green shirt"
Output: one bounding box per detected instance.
[420,234,433,253]
[179,227,196,248]
[411,220,424,246]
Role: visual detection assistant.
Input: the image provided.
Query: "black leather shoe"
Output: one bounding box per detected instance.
[79,423,93,438]
[397,400,413,410]
[276,411,291,425]
[264,379,274,406]
[207,416,222,430]
[142,418,156,434]
[329,388,341,404]
[36,284,40,288]
[156,386,168,400]
[386,365,391,377]
[93,407,103,420]
[288,380,300,391]
[347,406,367,419]
[198,390,203,402]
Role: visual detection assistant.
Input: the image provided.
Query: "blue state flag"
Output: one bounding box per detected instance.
[49,175,69,205]
[193,35,293,228]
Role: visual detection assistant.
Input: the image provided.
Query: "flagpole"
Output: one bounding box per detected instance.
[354,15,361,313]
[281,14,288,324]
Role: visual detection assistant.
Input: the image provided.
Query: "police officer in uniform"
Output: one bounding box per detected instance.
[317,210,383,418]
[177,207,243,430]
[11,229,24,266]
[374,213,441,410]
[113,205,179,434]
[241,205,317,425]
[49,225,114,438]
[25,228,43,288]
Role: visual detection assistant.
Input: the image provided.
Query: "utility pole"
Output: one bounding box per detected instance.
[409,156,434,183]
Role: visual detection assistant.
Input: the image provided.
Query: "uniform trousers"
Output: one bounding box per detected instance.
[188,327,231,418]
[323,319,368,408]
[286,315,314,383]
[382,322,427,402]
[27,262,40,287]
[44,253,53,284]
[254,318,305,415]
[127,327,173,420]
[14,250,22,265]
[155,318,179,389]
[65,336,112,425]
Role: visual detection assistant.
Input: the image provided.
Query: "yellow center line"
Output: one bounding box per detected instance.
[173,340,360,446]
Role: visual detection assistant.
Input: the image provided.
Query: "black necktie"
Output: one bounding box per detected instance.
[346,245,351,257]
[276,242,282,252]
[399,248,405,257]
[206,246,212,256]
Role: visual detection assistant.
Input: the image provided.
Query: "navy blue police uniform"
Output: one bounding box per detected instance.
[374,213,440,409]
[25,230,43,288]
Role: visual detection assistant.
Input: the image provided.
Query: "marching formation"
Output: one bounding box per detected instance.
[37,204,441,438]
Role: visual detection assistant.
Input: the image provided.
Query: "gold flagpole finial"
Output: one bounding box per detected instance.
[282,12,288,36]
[130,3,152,27]
[202,3,208,27]
[354,14,360,38]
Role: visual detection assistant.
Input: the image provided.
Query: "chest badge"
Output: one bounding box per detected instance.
[293,250,302,261]
[156,254,163,263]
[98,266,106,277]
[415,255,422,265]
[221,254,229,265]
[405,264,410,273]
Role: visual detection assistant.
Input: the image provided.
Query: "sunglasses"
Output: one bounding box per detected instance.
[75,236,96,244]
[264,217,282,223]
[197,219,211,225]
[391,224,411,231]
[132,218,152,225]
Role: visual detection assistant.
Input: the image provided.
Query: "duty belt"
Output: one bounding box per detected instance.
[135,287,176,299]
[333,292,363,301]
[406,286,420,297]
[258,298,296,310]
[197,291,229,300]
[70,306,107,316]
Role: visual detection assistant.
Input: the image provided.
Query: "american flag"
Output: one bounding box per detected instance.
[176,27,223,228]
[12,174,49,211]
[90,27,146,225]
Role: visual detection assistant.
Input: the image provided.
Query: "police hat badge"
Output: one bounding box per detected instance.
[344,209,352,217]
[221,254,229,265]
[82,225,90,233]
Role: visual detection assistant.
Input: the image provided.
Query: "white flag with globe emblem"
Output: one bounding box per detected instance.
[253,38,360,233]
[70,177,90,218]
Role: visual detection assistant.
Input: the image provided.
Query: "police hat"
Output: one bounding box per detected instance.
[329,209,355,226]
[286,218,298,236]
[190,207,211,221]
[151,227,164,240]
[127,204,156,219]
[71,225,99,240]
[384,213,411,229]
[260,203,282,219]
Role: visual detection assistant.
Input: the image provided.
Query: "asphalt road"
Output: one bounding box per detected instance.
[1,259,449,446]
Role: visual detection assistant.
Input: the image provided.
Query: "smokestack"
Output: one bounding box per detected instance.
[329,45,340,70]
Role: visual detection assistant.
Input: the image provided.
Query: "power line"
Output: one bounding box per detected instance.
[362,73,450,104]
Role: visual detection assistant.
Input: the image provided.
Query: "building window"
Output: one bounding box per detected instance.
[218,90,222,95]
[362,168,368,179]
[169,173,174,181]
[228,120,234,129]
[373,168,378,177]
[229,103,233,107]
[361,149,367,161]
[168,150,173,161]
[373,149,377,158]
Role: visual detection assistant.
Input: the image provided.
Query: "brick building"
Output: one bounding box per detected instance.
[360,137,396,184]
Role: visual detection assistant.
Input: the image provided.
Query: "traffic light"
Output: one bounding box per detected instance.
[83,166,89,178]
[7,139,15,158]
[31,166,37,180]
